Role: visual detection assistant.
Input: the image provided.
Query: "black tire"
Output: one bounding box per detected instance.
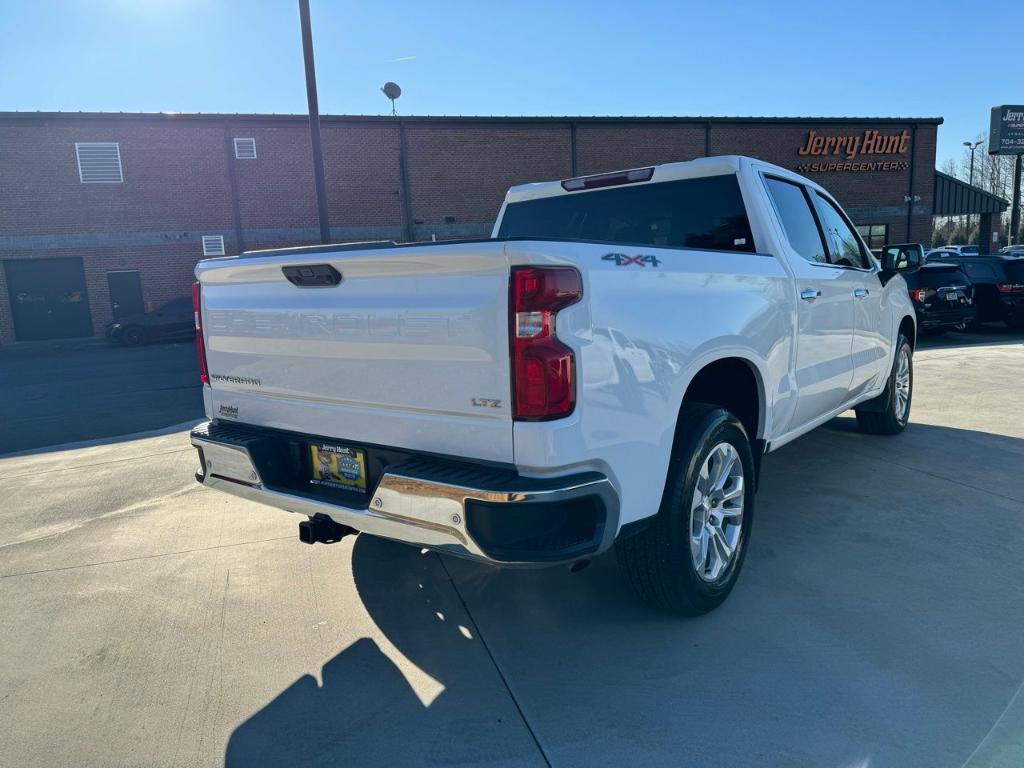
[616,404,755,615]
[1006,317,1024,330]
[121,326,146,346]
[855,333,912,435]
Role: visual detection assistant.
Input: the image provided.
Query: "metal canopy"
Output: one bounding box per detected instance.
[934,171,1009,215]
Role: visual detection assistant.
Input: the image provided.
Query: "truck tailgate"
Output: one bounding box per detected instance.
[196,242,514,463]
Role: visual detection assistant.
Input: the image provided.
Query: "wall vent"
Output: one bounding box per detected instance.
[233,138,257,159]
[76,142,123,183]
[202,235,226,256]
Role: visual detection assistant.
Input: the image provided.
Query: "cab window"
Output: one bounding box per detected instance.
[812,193,871,269]
[763,177,828,264]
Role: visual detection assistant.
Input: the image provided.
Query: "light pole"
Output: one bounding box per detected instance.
[963,139,983,237]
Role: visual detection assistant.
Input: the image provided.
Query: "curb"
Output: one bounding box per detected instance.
[0,419,203,460]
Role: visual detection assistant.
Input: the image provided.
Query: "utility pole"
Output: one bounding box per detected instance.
[299,0,331,244]
[1012,155,1022,246]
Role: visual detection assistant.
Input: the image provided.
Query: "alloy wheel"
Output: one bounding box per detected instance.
[895,347,911,421]
[689,442,745,583]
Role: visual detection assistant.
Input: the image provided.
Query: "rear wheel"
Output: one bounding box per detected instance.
[855,334,912,435]
[616,404,755,615]
[121,326,146,346]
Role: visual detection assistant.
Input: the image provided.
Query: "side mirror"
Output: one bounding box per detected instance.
[880,243,923,273]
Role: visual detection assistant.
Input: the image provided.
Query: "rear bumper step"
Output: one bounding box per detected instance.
[190,421,618,565]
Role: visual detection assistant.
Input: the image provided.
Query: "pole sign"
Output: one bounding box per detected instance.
[989,106,1024,154]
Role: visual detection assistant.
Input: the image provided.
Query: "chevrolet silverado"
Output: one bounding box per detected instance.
[189,156,920,614]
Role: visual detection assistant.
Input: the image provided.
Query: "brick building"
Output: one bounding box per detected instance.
[0,112,945,344]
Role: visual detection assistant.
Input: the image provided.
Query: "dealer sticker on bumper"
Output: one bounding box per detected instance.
[309,443,367,492]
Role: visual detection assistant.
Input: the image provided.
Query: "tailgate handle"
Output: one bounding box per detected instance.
[282,264,342,287]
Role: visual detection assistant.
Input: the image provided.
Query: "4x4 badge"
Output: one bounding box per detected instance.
[602,252,661,267]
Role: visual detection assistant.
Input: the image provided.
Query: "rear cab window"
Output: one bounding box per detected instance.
[496,174,756,253]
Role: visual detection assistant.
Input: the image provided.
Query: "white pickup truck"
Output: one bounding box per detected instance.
[190,156,921,614]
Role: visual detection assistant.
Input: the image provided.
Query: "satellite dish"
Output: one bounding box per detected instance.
[381,82,402,115]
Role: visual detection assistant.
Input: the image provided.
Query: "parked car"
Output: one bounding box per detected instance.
[189,155,919,615]
[105,297,196,345]
[998,245,1024,257]
[924,252,1024,328]
[928,245,979,257]
[893,249,975,334]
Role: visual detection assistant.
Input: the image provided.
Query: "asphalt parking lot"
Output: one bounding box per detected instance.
[1,332,1023,767]
[0,338,203,455]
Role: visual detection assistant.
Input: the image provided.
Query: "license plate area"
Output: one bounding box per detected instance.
[309,442,368,493]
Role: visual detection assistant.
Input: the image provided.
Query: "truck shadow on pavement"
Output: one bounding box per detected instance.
[226,417,1024,767]
[224,534,555,768]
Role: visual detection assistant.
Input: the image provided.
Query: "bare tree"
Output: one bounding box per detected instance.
[938,132,1018,247]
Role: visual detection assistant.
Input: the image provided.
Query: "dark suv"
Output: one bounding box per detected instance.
[925,251,1024,329]
[900,257,975,334]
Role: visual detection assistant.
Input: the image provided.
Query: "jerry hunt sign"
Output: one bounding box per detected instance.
[989,106,1024,155]
[795,129,910,173]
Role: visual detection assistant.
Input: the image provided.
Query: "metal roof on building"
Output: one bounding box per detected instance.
[0,111,945,126]
[933,171,1010,215]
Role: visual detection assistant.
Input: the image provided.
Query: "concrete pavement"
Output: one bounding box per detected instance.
[1,339,1023,767]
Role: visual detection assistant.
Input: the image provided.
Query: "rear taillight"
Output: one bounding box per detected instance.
[510,266,582,420]
[908,287,935,303]
[996,283,1024,294]
[192,281,209,385]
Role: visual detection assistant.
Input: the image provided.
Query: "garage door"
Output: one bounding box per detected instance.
[4,258,93,341]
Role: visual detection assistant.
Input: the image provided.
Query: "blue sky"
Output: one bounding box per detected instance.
[1,0,1019,170]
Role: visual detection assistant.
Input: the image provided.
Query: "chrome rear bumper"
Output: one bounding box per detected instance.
[190,421,618,565]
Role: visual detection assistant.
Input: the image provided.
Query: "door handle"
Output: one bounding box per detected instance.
[800,289,821,302]
[853,288,869,298]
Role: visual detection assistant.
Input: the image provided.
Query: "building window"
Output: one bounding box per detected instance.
[75,142,123,183]
[202,235,225,256]
[233,138,257,159]
[856,223,888,254]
